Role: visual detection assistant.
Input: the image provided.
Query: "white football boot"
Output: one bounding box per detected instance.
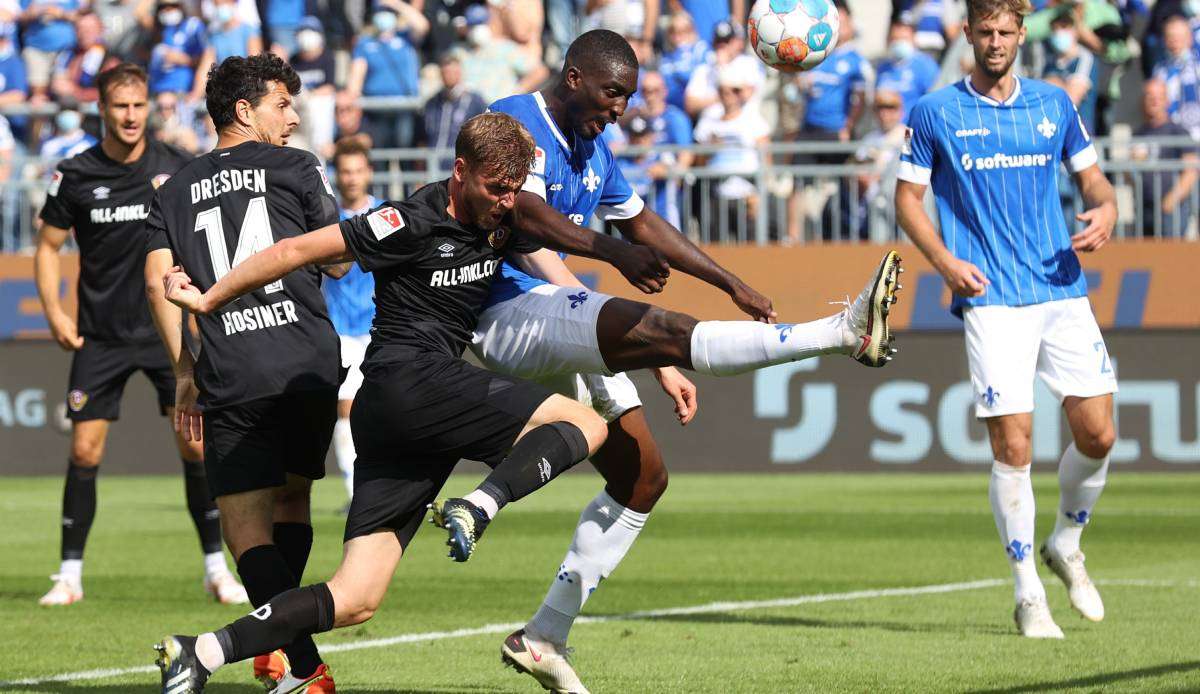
[203,571,249,605]
[38,574,83,606]
[1040,543,1104,622]
[1014,596,1065,639]
[501,629,590,694]
[842,250,902,367]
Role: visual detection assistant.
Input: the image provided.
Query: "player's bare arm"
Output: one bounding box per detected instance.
[33,221,84,350]
[612,207,777,322]
[145,247,202,441]
[165,223,350,315]
[895,179,989,298]
[1071,165,1117,253]
[510,190,671,294]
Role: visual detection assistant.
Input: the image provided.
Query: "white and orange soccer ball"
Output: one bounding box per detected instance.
[747,0,840,73]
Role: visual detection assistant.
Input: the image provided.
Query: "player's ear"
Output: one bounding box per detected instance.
[235,98,254,127]
[563,66,581,92]
[1017,24,1026,46]
[452,157,466,183]
[962,20,972,45]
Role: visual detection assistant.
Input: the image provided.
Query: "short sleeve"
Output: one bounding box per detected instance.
[2,57,27,94]
[1061,96,1098,172]
[352,40,369,60]
[38,166,76,229]
[339,202,429,272]
[897,100,937,185]
[299,161,340,230]
[595,156,645,221]
[145,194,171,254]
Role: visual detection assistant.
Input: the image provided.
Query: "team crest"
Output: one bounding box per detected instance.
[531,147,546,175]
[367,206,405,241]
[316,166,334,195]
[48,170,63,196]
[151,173,172,189]
[902,127,913,155]
[487,228,509,249]
[67,390,88,412]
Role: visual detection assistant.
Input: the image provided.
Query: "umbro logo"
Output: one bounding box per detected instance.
[1036,116,1057,139]
[92,186,110,200]
[582,167,601,193]
[537,458,551,482]
[437,242,455,257]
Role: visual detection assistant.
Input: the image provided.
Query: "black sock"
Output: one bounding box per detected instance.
[182,459,223,555]
[61,461,98,561]
[235,545,324,678]
[273,523,314,584]
[215,583,335,666]
[477,422,589,512]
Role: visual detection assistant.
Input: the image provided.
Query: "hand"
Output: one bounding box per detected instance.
[729,280,777,323]
[173,372,203,442]
[614,245,670,294]
[163,266,208,313]
[653,367,697,425]
[1161,195,1180,215]
[1071,201,1116,252]
[935,255,990,297]
[47,311,84,351]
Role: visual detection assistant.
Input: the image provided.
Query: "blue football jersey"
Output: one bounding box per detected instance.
[323,195,378,337]
[486,92,644,307]
[898,77,1098,316]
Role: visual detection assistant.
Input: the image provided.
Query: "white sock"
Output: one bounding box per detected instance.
[688,316,846,376]
[194,632,226,673]
[333,417,355,499]
[203,552,228,578]
[58,559,82,584]
[463,489,500,520]
[528,490,648,646]
[1049,443,1109,557]
[988,461,1045,602]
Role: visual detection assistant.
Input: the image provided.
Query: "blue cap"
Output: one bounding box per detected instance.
[298,15,322,33]
[464,4,490,26]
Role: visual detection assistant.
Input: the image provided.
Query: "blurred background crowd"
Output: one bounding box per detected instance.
[0,0,1196,249]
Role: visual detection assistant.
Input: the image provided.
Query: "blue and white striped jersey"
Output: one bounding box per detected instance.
[898,77,1098,316]
[323,195,378,337]
[485,92,644,307]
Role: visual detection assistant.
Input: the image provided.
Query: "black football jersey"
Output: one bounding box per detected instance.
[145,141,341,409]
[39,140,191,343]
[339,180,541,359]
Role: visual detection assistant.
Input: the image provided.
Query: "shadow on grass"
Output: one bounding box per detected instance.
[964,660,1200,693]
[625,611,1011,636]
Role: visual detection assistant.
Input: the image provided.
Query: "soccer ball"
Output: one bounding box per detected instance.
[748,0,840,73]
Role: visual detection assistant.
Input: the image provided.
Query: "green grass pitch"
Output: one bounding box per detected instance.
[0,472,1197,693]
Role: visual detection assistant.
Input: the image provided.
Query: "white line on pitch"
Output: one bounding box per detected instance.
[3,577,1195,688]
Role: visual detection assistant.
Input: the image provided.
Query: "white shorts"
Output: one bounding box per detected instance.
[337,334,370,402]
[471,284,642,422]
[965,297,1118,418]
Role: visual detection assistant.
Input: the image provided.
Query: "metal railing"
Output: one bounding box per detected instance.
[2,136,1197,253]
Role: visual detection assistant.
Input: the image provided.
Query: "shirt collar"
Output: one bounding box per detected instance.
[963,75,1021,107]
[533,91,572,153]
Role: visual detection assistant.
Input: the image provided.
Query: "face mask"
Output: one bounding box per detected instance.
[1185,0,1200,17]
[297,29,322,53]
[56,110,82,132]
[214,5,235,24]
[373,11,397,33]
[468,24,491,46]
[158,8,184,26]
[889,39,914,62]
[1049,30,1074,54]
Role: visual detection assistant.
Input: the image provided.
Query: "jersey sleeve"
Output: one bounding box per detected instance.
[298,159,340,230]
[38,166,76,229]
[595,149,645,221]
[897,100,937,186]
[1061,94,1098,172]
[339,202,429,272]
[145,193,172,254]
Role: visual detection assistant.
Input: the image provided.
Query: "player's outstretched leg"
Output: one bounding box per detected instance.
[429,395,607,562]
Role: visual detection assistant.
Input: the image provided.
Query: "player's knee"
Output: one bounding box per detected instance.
[639,308,697,361]
[69,440,103,467]
[329,584,379,627]
[639,452,668,501]
[1077,425,1115,459]
[566,406,608,456]
[999,443,1032,467]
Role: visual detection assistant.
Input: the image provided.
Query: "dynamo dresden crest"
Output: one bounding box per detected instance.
[67,389,89,412]
[151,173,172,189]
[487,228,509,249]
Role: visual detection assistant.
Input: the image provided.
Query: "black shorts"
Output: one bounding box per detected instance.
[790,125,845,166]
[203,389,337,498]
[342,350,553,546]
[66,339,175,421]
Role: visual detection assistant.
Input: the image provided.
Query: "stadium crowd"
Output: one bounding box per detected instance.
[0,0,1196,247]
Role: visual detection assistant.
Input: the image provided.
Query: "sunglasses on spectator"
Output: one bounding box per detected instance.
[875,102,900,110]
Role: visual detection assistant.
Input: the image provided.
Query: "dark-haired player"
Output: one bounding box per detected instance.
[151,112,610,694]
[33,62,245,608]
[144,54,340,692]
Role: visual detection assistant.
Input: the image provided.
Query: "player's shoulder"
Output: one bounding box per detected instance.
[52,142,103,174]
[488,93,538,119]
[909,82,963,122]
[391,179,450,227]
[1019,77,1073,110]
[147,138,194,169]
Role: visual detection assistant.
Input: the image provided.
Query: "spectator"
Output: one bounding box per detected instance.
[617,114,682,229]
[262,0,303,58]
[50,11,117,105]
[891,0,960,58]
[333,93,368,151]
[491,0,544,68]
[684,20,763,119]
[875,21,938,124]
[0,113,15,250]
[584,0,655,59]
[1142,0,1200,78]
[458,3,547,105]
[1132,80,1198,237]
[18,0,85,100]
[346,1,429,148]
[1153,15,1200,140]
[693,62,769,235]
[39,107,95,165]
[425,0,471,63]
[620,70,692,227]
[421,50,485,169]
[852,88,908,241]
[290,16,335,158]
[1041,9,1099,134]
[0,19,28,110]
[150,89,199,152]
[680,0,741,46]
[144,0,206,95]
[189,0,261,101]
[660,11,711,114]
